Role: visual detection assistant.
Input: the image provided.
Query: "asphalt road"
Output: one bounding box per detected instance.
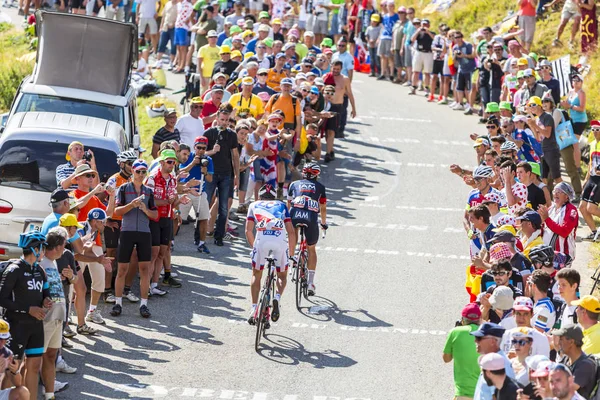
[0,9,528,398]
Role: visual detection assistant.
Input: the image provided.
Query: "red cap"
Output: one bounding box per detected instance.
[591,120,600,127]
[194,136,208,146]
[461,303,481,321]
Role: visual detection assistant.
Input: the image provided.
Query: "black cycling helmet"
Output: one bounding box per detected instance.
[259,183,277,200]
[302,162,321,179]
[528,245,555,267]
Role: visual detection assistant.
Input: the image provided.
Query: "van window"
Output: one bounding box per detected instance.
[0,140,119,192]
[15,94,125,128]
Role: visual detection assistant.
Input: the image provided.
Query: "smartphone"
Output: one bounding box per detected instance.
[521,382,542,400]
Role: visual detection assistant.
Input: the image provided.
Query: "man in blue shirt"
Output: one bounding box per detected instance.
[217,21,232,46]
[332,37,355,80]
[42,189,72,234]
[377,2,399,80]
[452,31,477,114]
[179,136,214,254]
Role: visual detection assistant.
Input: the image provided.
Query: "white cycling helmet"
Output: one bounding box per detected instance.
[117,150,138,163]
[472,165,494,179]
[500,141,519,152]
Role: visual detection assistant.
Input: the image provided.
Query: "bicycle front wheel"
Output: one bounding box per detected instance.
[254,292,268,352]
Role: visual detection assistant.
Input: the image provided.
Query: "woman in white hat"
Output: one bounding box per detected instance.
[509,327,535,385]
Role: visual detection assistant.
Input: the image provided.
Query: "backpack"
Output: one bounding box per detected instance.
[0,259,18,281]
[586,354,600,400]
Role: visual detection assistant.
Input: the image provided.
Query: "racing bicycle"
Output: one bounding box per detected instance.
[254,251,277,352]
[292,224,327,310]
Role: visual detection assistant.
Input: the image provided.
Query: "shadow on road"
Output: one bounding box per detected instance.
[257,333,357,369]
[298,296,393,328]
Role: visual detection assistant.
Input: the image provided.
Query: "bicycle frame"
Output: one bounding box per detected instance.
[254,252,277,352]
[293,226,309,310]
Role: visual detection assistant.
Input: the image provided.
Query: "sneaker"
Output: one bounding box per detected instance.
[438,95,443,101]
[55,380,69,392]
[110,304,122,317]
[330,151,335,160]
[150,286,168,296]
[125,291,140,303]
[376,75,386,80]
[85,309,105,325]
[453,104,465,111]
[236,203,248,214]
[427,94,435,102]
[276,186,284,200]
[63,325,76,338]
[214,238,224,246]
[207,231,214,237]
[463,106,473,115]
[271,298,280,322]
[223,232,235,241]
[307,283,316,297]
[437,98,448,105]
[140,305,151,318]
[104,292,116,304]
[552,38,562,47]
[408,87,416,95]
[402,81,412,87]
[197,243,211,254]
[56,358,77,374]
[162,276,182,288]
[228,211,240,221]
[583,232,598,242]
[247,306,257,325]
[77,324,97,335]
[167,63,173,71]
[61,338,73,349]
[226,226,239,236]
[324,152,332,163]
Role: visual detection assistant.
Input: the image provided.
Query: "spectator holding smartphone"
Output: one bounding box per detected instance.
[0,320,28,400]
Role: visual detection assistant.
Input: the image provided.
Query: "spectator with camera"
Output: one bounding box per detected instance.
[179,136,215,254]
[56,141,99,190]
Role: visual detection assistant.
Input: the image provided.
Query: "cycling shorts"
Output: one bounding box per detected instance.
[7,320,44,358]
[290,208,319,246]
[150,218,172,247]
[251,233,289,272]
[582,175,600,205]
[104,219,121,249]
[118,231,152,263]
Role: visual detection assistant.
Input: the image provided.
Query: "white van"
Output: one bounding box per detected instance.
[2,11,140,144]
[0,112,132,260]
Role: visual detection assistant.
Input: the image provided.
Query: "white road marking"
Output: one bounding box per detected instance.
[314,246,470,260]
[339,159,473,169]
[359,115,432,123]
[333,221,462,233]
[364,137,471,146]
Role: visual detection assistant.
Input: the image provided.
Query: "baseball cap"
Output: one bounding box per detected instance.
[512,115,527,123]
[164,108,177,117]
[320,38,333,47]
[213,72,227,81]
[531,361,556,378]
[267,113,283,122]
[572,295,600,313]
[513,296,534,311]
[194,136,208,146]
[88,208,107,222]
[413,18,421,24]
[190,96,204,105]
[159,149,178,161]
[256,91,270,102]
[302,57,313,65]
[50,188,70,204]
[488,242,513,261]
[315,77,324,86]
[479,353,505,371]
[422,18,430,25]
[207,30,218,38]
[283,42,296,51]
[295,73,307,81]
[211,84,225,92]
[275,52,286,59]
[508,39,521,48]
[219,45,232,54]
[242,76,254,86]
[488,230,516,244]
[371,13,381,22]
[516,210,542,229]
[485,102,500,113]
[232,35,243,42]
[528,162,541,176]
[132,159,148,171]
[272,18,282,25]
[304,30,315,37]
[495,216,517,230]
[59,213,83,229]
[461,303,481,321]
[397,5,407,13]
[552,325,584,342]
[310,86,320,95]
[523,68,535,78]
[525,355,550,370]
[257,68,268,75]
[527,96,542,106]
[516,70,525,79]
[517,57,529,66]
[539,59,551,67]
[280,77,294,86]
[258,24,270,32]
[511,327,534,339]
[470,322,505,338]
[282,63,292,70]
[473,138,490,148]
[288,28,300,39]
[489,286,514,311]
[242,30,255,39]
[483,192,502,204]
[0,320,10,340]
[65,141,84,161]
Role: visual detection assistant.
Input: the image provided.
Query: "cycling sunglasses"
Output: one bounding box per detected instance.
[490,270,508,276]
[511,339,531,346]
[135,170,147,175]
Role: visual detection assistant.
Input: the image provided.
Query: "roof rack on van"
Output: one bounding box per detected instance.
[31,11,138,97]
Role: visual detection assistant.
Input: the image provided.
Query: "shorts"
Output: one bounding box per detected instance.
[0,388,12,400]
[377,38,392,57]
[80,245,106,292]
[518,15,536,44]
[562,1,581,19]
[457,72,472,91]
[394,49,404,68]
[582,175,600,205]
[306,15,315,31]
[443,55,452,76]
[69,0,84,9]
[252,158,264,182]
[403,44,414,67]
[412,51,433,73]
[239,168,250,192]
[118,231,152,263]
[432,59,444,75]
[249,0,263,11]
[251,234,289,272]
[298,19,307,30]
[174,28,190,46]
[7,320,44,358]
[150,217,173,247]
[313,19,328,35]
[180,192,210,220]
[139,17,158,35]
[572,121,587,136]
[104,219,121,249]
[92,0,105,14]
[290,209,319,246]
[43,320,63,350]
[329,13,340,35]
[541,149,562,180]
[327,103,343,134]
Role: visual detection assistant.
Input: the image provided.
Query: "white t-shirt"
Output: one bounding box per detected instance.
[532,298,556,333]
[136,0,158,18]
[559,304,578,329]
[501,327,551,358]
[314,0,330,21]
[175,114,205,148]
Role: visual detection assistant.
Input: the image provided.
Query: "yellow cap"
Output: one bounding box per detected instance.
[572,295,600,313]
[190,96,204,105]
[241,76,254,86]
[527,96,542,107]
[219,45,232,54]
[59,213,83,229]
[244,51,255,60]
[517,57,528,66]
[0,320,9,339]
[492,224,517,236]
[65,141,83,161]
[231,50,243,59]
[242,30,255,39]
[272,18,282,25]
[370,14,380,22]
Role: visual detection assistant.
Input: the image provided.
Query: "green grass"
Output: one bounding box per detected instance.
[137,96,177,161]
[0,25,34,112]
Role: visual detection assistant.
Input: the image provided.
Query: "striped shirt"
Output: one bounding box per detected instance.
[55,162,77,189]
[532,297,556,332]
[152,127,181,145]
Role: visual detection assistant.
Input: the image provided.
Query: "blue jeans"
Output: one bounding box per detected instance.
[205,173,232,240]
[368,47,379,74]
[158,28,176,55]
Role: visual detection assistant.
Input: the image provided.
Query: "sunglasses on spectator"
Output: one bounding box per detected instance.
[258,73,267,76]
[191,105,203,109]
[592,128,600,132]
[257,46,266,49]
[490,270,508,276]
[511,339,531,346]
[84,173,95,178]
[324,91,334,95]
[454,35,463,39]
[486,125,497,129]
[501,125,509,128]
[135,170,147,175]
[165,160,176,165]
[195,146,207,150]
[301,88,309,92]
[541,66,551,70]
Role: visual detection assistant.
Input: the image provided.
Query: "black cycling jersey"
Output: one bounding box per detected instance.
[0,258,50,322]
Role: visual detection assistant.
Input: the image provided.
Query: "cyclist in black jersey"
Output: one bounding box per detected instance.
[0,231,52,400]
[287,163,328,296]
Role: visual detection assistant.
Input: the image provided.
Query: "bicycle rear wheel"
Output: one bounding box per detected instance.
[294,259,302,310]
[254,291,268,352]
[301,250,309,300]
